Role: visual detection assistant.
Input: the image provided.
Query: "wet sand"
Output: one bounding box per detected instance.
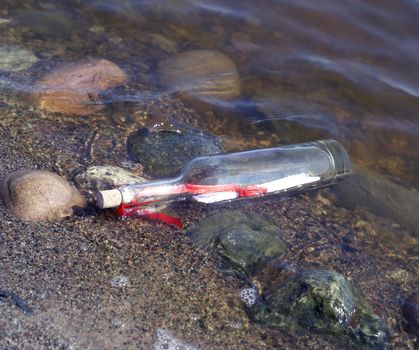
[0,122,417,349]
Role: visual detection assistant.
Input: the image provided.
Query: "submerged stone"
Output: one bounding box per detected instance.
[1,170,85,222]
[251,269,388,349]
[126,127,223,178]
[33,58,128,115]
[188,210,286,278]
[15,9,82,38]
[157,49,241,102]
[0,46,38,72]
[330,165,419,233]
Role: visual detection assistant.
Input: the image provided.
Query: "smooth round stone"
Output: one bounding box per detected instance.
[251,269,388,349]
[33,58,128,115]
[74,166,146,191]
[0,45,38,72]
[126,127,223,178]
[157,49,241,102]
[188,210,286,278]
[1,170,85,222]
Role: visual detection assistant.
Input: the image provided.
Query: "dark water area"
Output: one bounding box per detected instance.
[0,0,418,349]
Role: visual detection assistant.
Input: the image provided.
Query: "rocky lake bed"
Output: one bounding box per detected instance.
[0,1,418,349]
[0,108,417,348]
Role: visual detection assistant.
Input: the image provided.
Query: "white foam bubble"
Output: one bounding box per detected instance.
[240,286,258,307]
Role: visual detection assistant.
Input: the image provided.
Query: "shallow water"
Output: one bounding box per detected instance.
[0,0,418,349]
[1,0,418,183]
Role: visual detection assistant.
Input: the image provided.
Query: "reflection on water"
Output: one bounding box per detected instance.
[0,0,418,347]
[1,0,418,185]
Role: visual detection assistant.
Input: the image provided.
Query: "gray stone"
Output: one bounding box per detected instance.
[126,127,223,178]
[330,165,419,234]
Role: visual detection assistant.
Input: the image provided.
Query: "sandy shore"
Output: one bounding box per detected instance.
[0,123,417,349]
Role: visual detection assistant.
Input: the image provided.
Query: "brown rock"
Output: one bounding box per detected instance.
[33,58,128,115]
[157,50,241,102]
[1,170,85,221]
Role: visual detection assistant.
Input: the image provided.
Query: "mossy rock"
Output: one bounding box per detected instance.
[251,269,388,349]
[188,210,286,278]
[126,127,223,178]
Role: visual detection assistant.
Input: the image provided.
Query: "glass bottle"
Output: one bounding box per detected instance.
[97,139,351,215]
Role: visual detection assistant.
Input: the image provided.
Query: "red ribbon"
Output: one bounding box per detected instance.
[116,183,267,228]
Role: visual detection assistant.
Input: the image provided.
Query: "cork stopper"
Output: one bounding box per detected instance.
[96,189,122,209]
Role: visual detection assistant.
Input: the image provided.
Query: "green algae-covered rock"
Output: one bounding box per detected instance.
[251,269,388,349]
[126,127,223,178]
[188,210,286,278]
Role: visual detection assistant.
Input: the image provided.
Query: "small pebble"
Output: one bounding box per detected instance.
[1,170,85,222]
[0,45,38,72]
[111,319,125,328]
[89,25,105,34]
[0,18,11,25]
[110,275,130,288]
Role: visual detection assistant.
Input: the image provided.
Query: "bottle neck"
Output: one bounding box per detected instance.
[119,176,183,204]
[118,139,351,205]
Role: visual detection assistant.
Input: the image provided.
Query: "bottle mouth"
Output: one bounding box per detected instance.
[97,188,122,208]
[313,139,352,177]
